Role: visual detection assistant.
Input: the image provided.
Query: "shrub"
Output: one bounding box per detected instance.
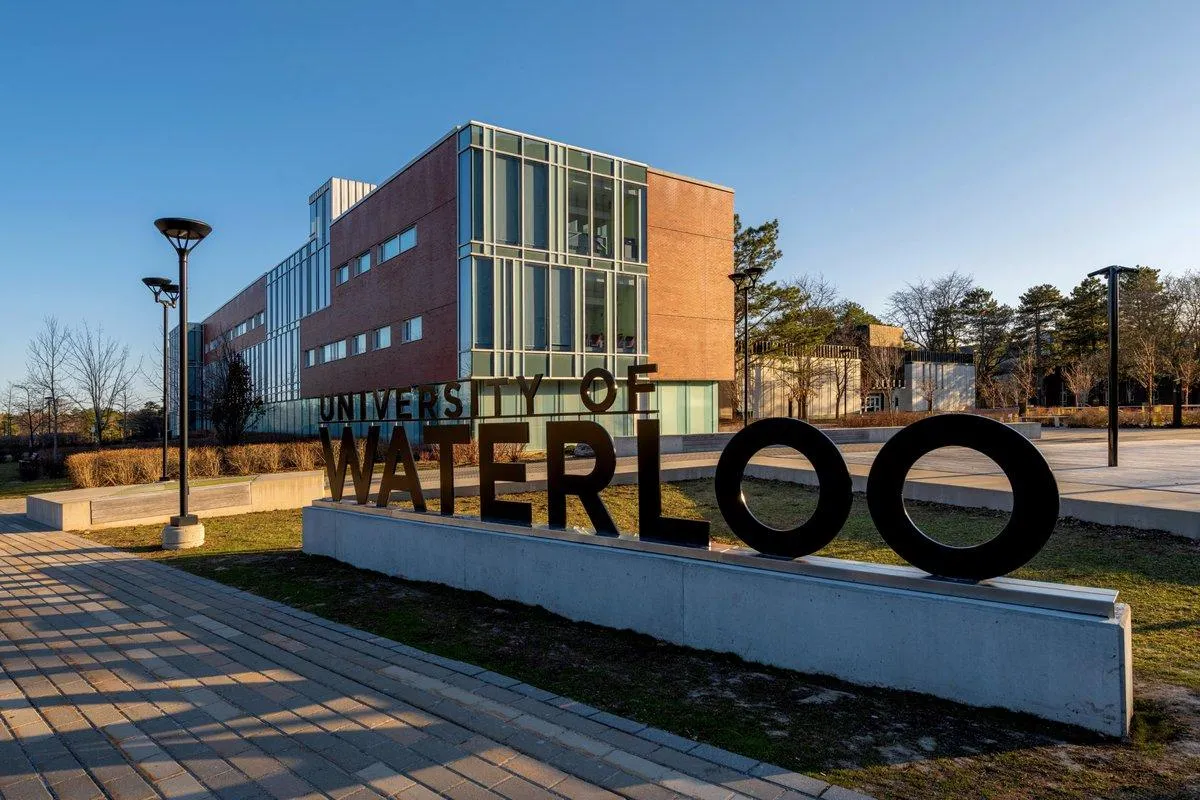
[190,447,222,478]
[280,441,319,471]
[222,446,255,476]
[246,444,281,475]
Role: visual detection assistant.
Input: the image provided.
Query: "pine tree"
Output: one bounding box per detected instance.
[1059,276,1108,360]
[1015,284,1064,405]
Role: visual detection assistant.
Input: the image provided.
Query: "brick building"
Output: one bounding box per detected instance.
[178,122,734,445]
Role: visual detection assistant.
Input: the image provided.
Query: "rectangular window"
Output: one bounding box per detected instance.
[616,275,638,354]
[355,252,371,275]
[399,226,417,252]
[474,257,494,349]
[495,154,520,245]
[523,161,548,249]
[350,333,367,356]
[568,171,590,255]
[402,316,423,343]
[584,271,607,352]
[304,349,315,368]
[523,264,548,351]
[623,185,646,262]
[593,176,614,258]
[380,235,400,262]
[335,264,349,285]
[458,150,471,244]
[373,325,391,349]
[551,267,574,352]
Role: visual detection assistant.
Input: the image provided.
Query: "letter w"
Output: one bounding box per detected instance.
[320,425,380,504]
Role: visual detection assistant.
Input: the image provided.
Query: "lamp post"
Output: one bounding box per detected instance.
[141,277,180,481]
[840,346,854,419]
[729,265,764,428]
[1087,264,1136,467]
[43,395,55,461]
[154,217,211,549]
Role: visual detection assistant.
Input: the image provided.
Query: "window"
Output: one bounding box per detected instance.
[523,161,548,249]
[568,171,590,255]
[350,333,367,356]
[474,258,494,348]
[495,154,520,245]
[584,272,607,352]
[381,235,400,261]
[373,325,391,349]
[523,264,547,351]
[623,185,646,262]
[322,340,346,362]
[399,226,417,252]
[305,349,316,367]
[593,177,614,258]
[335,264,349,285]
[355,252,371,275]
[402,316,423,343]
[551,267,574,352]
[616,275,638,353]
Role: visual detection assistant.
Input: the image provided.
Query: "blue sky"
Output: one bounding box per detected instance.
[2,1,1199,394]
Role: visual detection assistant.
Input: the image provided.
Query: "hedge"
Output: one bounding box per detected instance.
[64,437,523,488]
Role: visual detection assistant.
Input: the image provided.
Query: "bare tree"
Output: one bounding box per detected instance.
[1163,271,1200,412]
[1,383,16,438]
[1063,353,1103,407]
[26,316,71,460]
[11,383,41,450]
[775,352,835,421]
[861,346,905,412]
[916,370,937,412]
[66,323,138,447]
[831,347,857,418]
[886,271,975,351]
[1127,334,1162,418]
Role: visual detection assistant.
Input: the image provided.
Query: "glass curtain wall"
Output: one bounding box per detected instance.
[457,123,649,382]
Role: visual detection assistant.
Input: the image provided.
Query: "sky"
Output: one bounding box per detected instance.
[2,0,1199,395]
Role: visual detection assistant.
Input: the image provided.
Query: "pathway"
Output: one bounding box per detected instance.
[0,521,870,800]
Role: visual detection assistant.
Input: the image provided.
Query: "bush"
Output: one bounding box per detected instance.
[221,446,255,476]
[281,441,319,471]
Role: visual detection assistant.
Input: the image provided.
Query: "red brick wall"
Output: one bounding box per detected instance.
[646,170,735,381]
[300,136,458,397]
[201,276,266,364]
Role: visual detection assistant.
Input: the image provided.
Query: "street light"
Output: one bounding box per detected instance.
[43,395,56,462]
[1087,264,1137,467]
[142,276,180,482]
[154,217,211,549]
[840,346,855,418]
[729,265,765,428]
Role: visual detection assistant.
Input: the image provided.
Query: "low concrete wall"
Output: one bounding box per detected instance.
[612,421,1040,455]
[26,471,325,531]
[303,503,1132,736]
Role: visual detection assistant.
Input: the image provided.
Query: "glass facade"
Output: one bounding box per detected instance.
[456,122,649,383]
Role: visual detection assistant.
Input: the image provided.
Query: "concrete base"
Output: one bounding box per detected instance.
[303,502,1133,736]
[161,521,205,550]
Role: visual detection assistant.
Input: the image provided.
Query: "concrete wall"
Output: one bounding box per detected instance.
[753,355,862,420]
[303,504,1132,736]
[898,360,976,412]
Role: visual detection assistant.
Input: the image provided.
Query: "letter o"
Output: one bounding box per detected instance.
[714,418,852,558]
[866,414,1059,580]
[580,368,617,413]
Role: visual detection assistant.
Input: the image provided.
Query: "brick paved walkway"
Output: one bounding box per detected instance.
[0,524,873,800]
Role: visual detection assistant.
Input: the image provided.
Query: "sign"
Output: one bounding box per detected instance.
[320,367,1059,581]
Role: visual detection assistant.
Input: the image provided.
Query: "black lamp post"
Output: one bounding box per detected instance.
[840,346,854,418]
[142,277,180,481]
[43,395,56,461]
[1087,264,1136,467]
[154,218,211,538]
[729,265,765,427]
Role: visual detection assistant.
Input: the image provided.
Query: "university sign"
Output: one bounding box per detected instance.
[319,365,1060,581]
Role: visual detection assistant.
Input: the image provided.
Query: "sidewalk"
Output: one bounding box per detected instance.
[0,523,870,800]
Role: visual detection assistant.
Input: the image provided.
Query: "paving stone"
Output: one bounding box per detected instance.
[818,787,876,800]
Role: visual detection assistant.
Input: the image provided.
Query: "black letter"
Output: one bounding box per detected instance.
[377,426,425,511]
[443,382,463,419]
[320,396,335,422]
[418,385,438,420]
[627,363,657,412]
[714,418,851,558]
[424,424,470,515]
[516,374,544,416]
[319,425,379,504]
[479,422,531,525]
[373,389,392,419]
[580,368,617,413]
[546,421,617,536]
[637,419,709,547]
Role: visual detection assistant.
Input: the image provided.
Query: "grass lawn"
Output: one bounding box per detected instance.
[86,479,1200,800]
[0,460,72,499]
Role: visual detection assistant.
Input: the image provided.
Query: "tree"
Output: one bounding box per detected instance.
[958,288,1015,405]
[1059,276,1108,360]
[26,316,71,460]
[916,369,937,412]
[831,347,857,418]
[775,352,835,421]
[207,343,264,445]
[861,346,905,412]
[1162,271,1200,416]
[66,323,138,447]
[1119,267,1169,412]
[1063,353,1103,406]
[1014,284,1064,406]
[885,271,975,351]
